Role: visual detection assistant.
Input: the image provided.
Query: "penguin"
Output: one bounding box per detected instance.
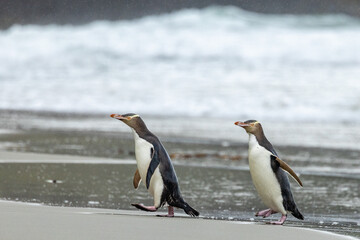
[234,120,304,225]
[111,113,199,217]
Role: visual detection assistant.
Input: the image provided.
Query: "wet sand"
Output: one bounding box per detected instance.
[0,150,359,239]
[0,200,356,240]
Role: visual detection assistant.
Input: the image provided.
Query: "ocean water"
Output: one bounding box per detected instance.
[1,6,360,123]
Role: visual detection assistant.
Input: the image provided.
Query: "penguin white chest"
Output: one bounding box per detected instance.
[132,131,164,203]
[248,135,285,214]
[133,133,153,182]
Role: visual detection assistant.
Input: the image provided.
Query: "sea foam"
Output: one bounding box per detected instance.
[1,6,360,123]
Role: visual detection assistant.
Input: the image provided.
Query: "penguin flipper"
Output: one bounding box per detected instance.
[146,146,160,189]
[273,155,303,187]
[133,169,141,189]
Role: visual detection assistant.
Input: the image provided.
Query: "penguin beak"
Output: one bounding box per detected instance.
[234,121,250,128]
[110,114,127,121]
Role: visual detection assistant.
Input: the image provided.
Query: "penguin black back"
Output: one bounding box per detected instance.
[270,155,304,220]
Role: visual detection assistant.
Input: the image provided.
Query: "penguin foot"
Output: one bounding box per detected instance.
[131,203,157,212]
[255,209,275,218]
[157,206,174,217]
[264,209,277,218]
[267,215,287,225]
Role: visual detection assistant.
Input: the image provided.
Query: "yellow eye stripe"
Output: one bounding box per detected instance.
[250,121,259,126]
[127,114,140,120]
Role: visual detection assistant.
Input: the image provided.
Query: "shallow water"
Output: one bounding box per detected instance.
[3,110,360,151]
[0,162,358,237]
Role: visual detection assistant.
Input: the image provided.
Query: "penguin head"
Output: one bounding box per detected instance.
[234,120,262,135]
[110,113,146,130]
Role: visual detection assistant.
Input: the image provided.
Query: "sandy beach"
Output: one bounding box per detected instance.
[0,150,359,239]
[0,200,356,240]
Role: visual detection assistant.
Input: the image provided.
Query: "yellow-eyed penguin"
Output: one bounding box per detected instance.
[235,120,304,225]
[111,113,199,217]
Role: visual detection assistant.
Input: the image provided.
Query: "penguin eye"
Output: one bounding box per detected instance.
[126,116,132,120]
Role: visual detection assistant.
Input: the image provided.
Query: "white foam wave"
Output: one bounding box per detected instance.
[1,6,360,122]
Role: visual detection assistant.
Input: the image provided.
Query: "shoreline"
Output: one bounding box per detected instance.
[1,109,360,179]
[0,200,357,240]
[0,150,359,238]
[2,109,360,151]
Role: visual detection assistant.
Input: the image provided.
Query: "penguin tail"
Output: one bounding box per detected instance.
[291,208,304,220]
[182,202,200,217]
[166,191,199,217]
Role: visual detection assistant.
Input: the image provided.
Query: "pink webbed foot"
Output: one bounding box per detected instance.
[264,209,277,218]
[131,203,157,212]
[268,215,287,225]
[255,209,277,218]
[157,206,174,217]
